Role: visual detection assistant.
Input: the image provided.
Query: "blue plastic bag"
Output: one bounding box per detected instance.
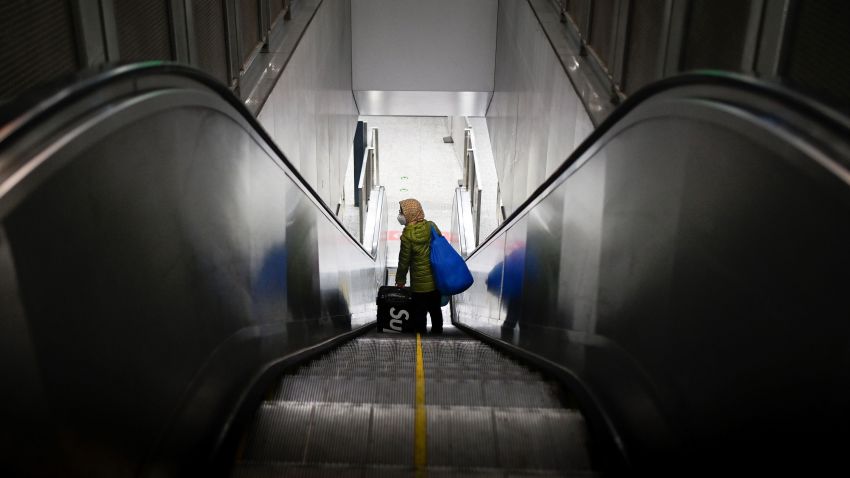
[429,225,474,295]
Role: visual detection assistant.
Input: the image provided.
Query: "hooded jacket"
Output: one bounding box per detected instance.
[397,199,441,293]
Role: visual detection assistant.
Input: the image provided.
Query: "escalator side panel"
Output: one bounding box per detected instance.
[456,93,850,468]
[0,87,379,474]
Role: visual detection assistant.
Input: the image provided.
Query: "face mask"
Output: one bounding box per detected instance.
[397,214,407,226]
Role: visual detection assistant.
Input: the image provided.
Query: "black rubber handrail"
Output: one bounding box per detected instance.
[0,62,375,259]
[470,71,850,260]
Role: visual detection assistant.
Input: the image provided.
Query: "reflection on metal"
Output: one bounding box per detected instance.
[358,127,380,241]
[0,64,383,474]
[354,90,492,116]
[457,74,850,469]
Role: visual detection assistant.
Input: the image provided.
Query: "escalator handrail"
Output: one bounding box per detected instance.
[470,71,850,260]
[0,61,376,259]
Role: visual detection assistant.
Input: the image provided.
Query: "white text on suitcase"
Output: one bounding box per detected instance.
[388,307,410,332]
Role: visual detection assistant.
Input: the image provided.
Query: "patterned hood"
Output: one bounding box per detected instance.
[399,198,425,224]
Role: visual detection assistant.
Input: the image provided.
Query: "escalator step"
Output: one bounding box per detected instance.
[242,402,312,463]
[493,408,590,470]
[232,463,599,477]
[426,406,498,467]
[423,379,564,408]
[233,335,594,475]
[302,403,371,464]
[368,405,414,465]
[273,376,414,405]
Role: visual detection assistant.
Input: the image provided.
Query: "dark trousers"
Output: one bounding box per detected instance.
[412,290,443,332]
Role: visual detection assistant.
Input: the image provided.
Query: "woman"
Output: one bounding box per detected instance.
[395,198,443,334]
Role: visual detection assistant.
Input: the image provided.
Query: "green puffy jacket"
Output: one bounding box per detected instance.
[397,220,441,293]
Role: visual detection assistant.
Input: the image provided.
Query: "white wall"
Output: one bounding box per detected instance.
[487,0,594,216]
[352,0,498,114]
[258,0,358,209]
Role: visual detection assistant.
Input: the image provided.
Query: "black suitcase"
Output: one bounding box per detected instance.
[376,286,418,333]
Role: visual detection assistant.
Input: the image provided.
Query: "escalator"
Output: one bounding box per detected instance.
[231,331,593,476]
[2,63,849,476]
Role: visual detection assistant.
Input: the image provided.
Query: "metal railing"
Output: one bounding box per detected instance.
[361,186,389,287]
[358,127,380,241]
[462,127,483,246]
[450,187,477,258]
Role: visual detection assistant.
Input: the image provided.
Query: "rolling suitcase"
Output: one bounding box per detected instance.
[376,286,418,333]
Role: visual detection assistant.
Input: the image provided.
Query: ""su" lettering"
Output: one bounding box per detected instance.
[388,307,409,332]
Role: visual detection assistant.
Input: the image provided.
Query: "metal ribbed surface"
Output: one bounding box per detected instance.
[190,0,230,84]
[238,0,261,64]
[681,0,751,71]
[494,409,590,470]
[233,334,594,475]
[368,406,414,465]
[114,0,173,61]
[623,1,667,93]
[567,0,590,31]
[0,0,78,103]
[589,0,616,67]
[278,376,416,404]
[304,404,371,464]
[785,0,850,108]
[243,402,312,462]
[270,0,287,23]
[427,406,497,467]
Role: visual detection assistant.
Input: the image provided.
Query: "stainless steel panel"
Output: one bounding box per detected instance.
[545,70,578,176]
[461,79,850,469]
[499,217,527,334]
[454,232,505,327]
[0,66,379,475]
[353,91,492,117]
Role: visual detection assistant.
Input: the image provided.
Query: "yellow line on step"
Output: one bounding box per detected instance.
[414,333,427,475]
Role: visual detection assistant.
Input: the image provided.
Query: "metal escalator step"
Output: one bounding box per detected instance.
[272,376,415,406]
[481,380,564,408]
[242,402,416,467]
[426,406,498,468]
[302,403,371,464]
[420,341,530,371]
[294,363,415,379]
[325,378,376,404]
[422,379,565,408]
[366,405,414,465]
[234,335,595,475]
[272,376,327,403]
[232,463,598,477]
[231,463,369,477]
[423,369,537,381]
[424,379,484,406]
[493,408,591,471]
[242,402,312,462]
[371,378,416,405]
